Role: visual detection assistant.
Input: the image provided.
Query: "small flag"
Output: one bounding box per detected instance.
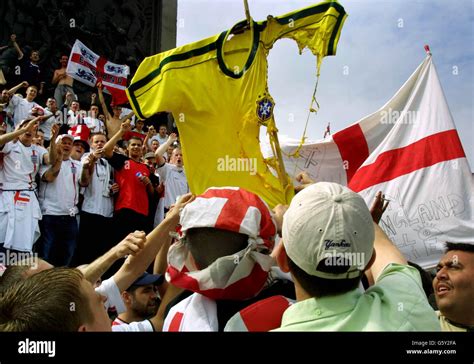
[67,40,130,106]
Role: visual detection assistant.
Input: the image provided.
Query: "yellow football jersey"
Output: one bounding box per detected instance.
[127,1,347,207]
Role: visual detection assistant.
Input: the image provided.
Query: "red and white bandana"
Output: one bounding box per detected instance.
[166,187,277,300]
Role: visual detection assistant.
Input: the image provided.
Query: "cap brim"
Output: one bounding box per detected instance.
[132,273,164,286]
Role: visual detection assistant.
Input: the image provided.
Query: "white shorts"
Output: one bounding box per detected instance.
[0,190,42,252]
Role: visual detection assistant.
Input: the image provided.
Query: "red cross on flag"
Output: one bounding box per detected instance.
[66,39,130,106]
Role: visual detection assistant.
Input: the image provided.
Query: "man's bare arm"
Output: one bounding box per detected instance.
[43,124,59,166]
[367,223,407,283]
[80,232,146,284]
[7,81,28,96]
[102,119,130,158]
[155,133,177,165]
[0,117,39,147]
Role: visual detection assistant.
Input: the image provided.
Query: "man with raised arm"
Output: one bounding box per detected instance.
[0,117,58,254]
[97,82,133,138]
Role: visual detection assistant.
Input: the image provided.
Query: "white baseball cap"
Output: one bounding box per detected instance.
[282,182,375,279]
[55,133,74,143]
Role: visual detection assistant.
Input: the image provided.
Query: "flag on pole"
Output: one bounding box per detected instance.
[323,122,331,138]
[66,40,130,106]
[274,55,473,268]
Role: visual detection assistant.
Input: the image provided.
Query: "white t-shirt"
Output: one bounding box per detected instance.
[0,141,47,190]
[111,319,154,332]
[80,153,114,217]
[10,95,39,127]
[83,117,105,134]
[38,158,82,216]
[95,276,126,314]
[157,163,189,208]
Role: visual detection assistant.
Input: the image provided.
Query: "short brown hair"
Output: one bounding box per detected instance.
[128,136,143,145]
[0,265,30,296]
[90,132,107,141]
[0,256,41,295]
[287,256,360,298]
[0,268,94,331]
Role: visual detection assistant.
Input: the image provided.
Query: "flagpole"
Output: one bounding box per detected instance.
[270,128,290,194]
[243,0,251,24]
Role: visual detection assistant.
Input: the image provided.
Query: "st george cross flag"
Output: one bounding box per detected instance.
[66,39,130,106]
[274,55,473,268]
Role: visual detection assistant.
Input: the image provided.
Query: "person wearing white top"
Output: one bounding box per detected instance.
[74,132,117,265]
[0,117,58,254]
[38,133,84,266]
[10,85,41,128]
[66,100,83,127]
[155,133,189,219]
[83,104,105,134]
[43,98,64,145]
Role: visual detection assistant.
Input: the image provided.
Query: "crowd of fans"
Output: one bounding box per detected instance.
[0,36,472,333]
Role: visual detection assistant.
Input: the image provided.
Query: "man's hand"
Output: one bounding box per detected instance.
[272,204,288,237]
[50,123,60,140]
[120,119,131,133]
[30,106,44,117]
[24,117,40,134]
[370,191,390,224]
[166,193,196,221]
[55,142,64,158]
[156,181,164,195]
[110,182,120,194]
[84,152,98,166]
[91,93,97,101]
[113,231,147,259]
[96,81,103,90]
[168,133,178,143]
[294,171,315,193]
[138,175,151,186]
[21,81,29,89]
[92,148,104,159]
[296,171,315,185]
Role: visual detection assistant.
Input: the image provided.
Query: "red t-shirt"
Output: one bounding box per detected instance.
[108,153,151,216]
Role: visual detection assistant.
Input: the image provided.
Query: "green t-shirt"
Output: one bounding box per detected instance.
[273,263,441,331]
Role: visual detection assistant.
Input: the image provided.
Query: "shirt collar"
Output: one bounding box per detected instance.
[281,287,363,327]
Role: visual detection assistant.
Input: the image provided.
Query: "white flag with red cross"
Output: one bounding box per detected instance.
[66,39,130,106]
[273,54,473,269]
